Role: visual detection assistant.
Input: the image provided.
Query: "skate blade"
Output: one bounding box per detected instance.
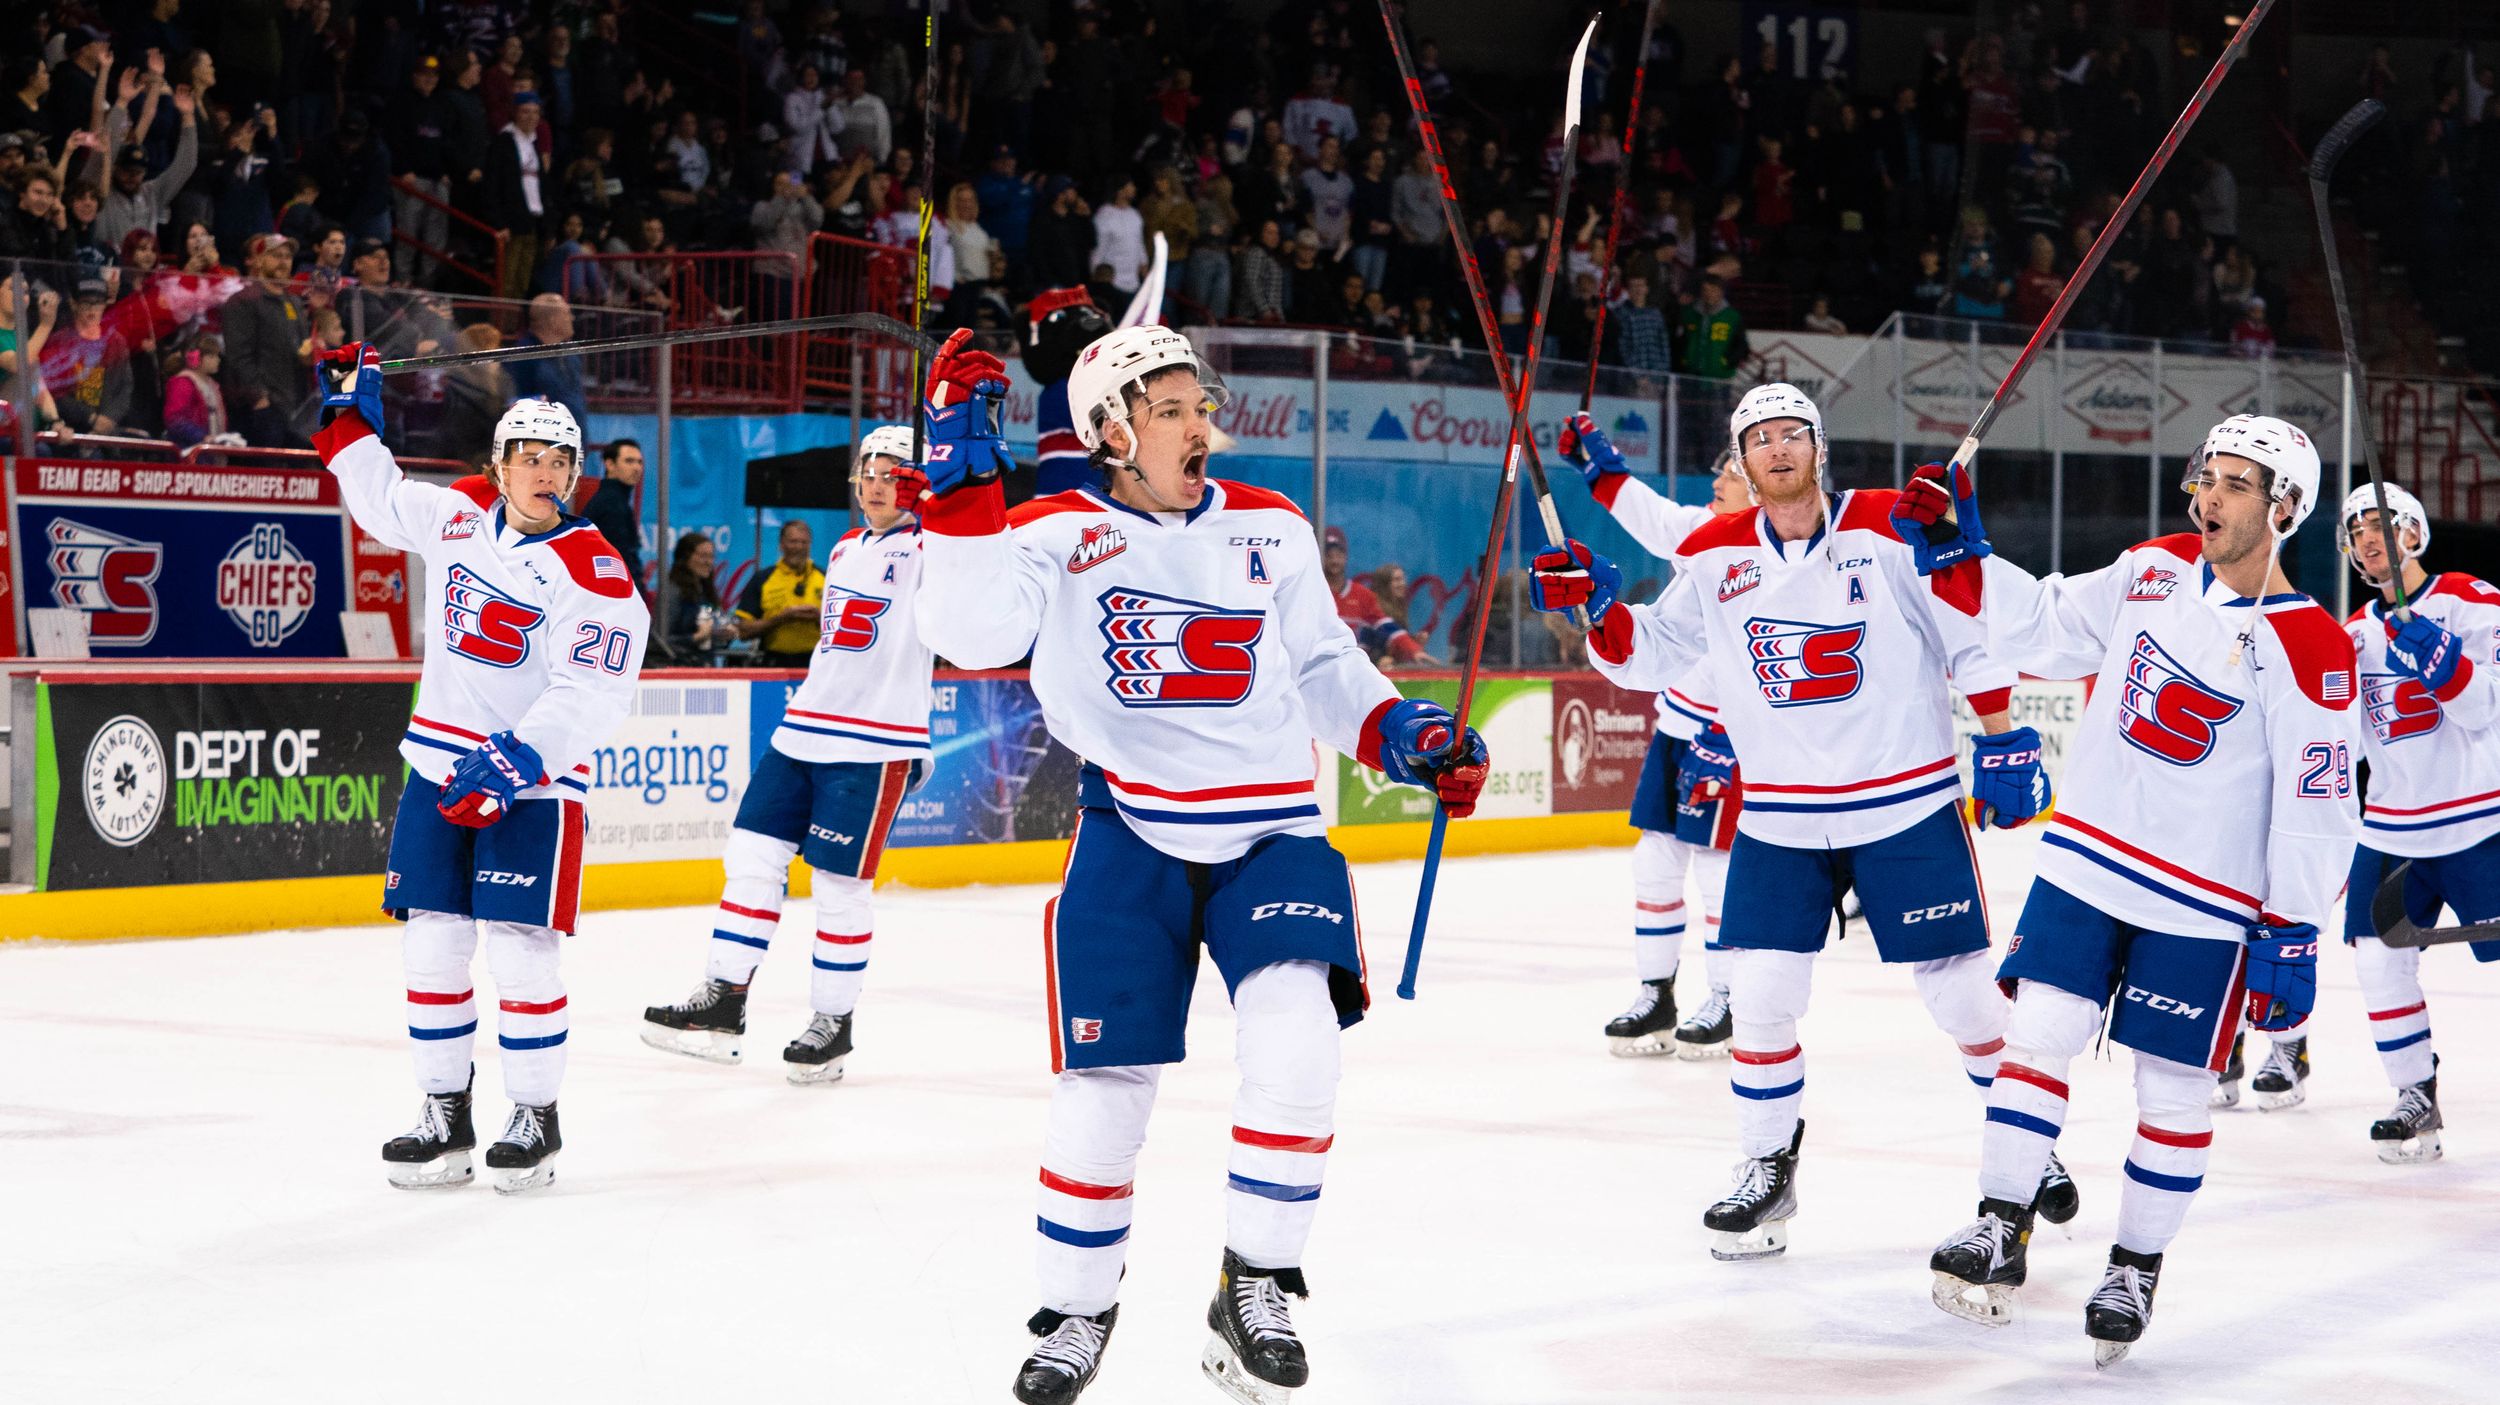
[785,1055,848,1086]
[2376,1130,2443,1165]
[491,1158,557,1195]
[1708,1220,1789,1261]
[386,1150,474,1190]
[2093,1339,2134,1369]
[1199,1334,1293,1405]
[2255,1088,2307,1112]
[1930,1273,2018,1327]
[641,1023,742,1064]
[2209,1082,2242,1110]
[1607,1033,1675,1058]
[1674,1038,1732,1062]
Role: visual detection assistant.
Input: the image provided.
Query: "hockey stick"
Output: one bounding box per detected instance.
[1398,17,1598,1002]
[1937,0,2278,488]
[1581,0,1661,410]
[2371,861,2500,949]
[2308,97,2411,621]
[911,0,941,469]
[375,312,940,374]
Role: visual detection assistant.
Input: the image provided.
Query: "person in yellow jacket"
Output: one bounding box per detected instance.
[736,520,826,666]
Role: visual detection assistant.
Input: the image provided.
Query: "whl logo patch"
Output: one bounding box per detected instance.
[2118,632,2244,765]
[47,517,163,646]
[442,564,546,668]
[2362,672,2441,744]
[1719,559,1762,602]
[2125,565,2181,601]
[1746,617,1866,707]
[1098,589,1263,707]
[1068,524,1127,573]
[441,509,482,541]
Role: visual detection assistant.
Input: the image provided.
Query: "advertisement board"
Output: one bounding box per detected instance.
[1550,674,1657,814]
[1338,677,1552,825]
[581,677,751,864]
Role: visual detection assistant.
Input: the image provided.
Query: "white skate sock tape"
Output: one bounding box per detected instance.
[407,986,477,1092]
[1634,897,1686,981]
[1979,1062,2067,1204]
[1959,1037,2007,1089]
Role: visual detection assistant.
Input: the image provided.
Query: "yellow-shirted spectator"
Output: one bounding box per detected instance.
[735,520,825,666]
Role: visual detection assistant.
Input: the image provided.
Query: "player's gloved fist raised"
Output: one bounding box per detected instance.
[890,462,931,509]
[1374,698,1492,819]
[1968,725,2050,830]
[318,341,385,433]
[920,327,1014,495]
[1892,462,1992,575]
[437,730,545,829]
[1557,411,1627,492]
[2386,614,2469,694]
[1678,725,1737,804]
[2243,920,2320,1032]
[1528,540,1621,620]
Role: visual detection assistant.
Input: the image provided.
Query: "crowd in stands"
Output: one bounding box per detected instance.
[2339,40,2500,376]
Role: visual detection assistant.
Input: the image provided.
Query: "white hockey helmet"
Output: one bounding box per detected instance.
[1729,381,1827,468]
[2337,482,2431,577]
[1065,324,1230,454]
[2182,414,2321,537]
[493,396,583,467]
[856,423,918,469]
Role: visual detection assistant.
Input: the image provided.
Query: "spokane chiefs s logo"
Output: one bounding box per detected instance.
[46,517,163,646]
[441,564,546,668]
[2117,632,2244,765]
[1746,617,1866,707]
[1098,589,1263,706]
[2362,672,2441,744]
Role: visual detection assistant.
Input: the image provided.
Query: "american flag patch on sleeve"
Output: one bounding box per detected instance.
[593,555,627,581]
[2321,671,2351,703]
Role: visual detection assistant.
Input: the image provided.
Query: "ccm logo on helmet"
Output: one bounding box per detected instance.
[2118,632,2243,765]
[1250,901,1345,924]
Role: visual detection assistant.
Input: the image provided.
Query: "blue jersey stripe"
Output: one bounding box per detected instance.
[778,719,932,750]
[1226,1174,1323,1204]
[1661,694,1715,729]
[408,1021,478,1041]
[499,1031,568,1051]
[2122,1159,2202,1194]
[1036,1216,1129,1249]
[1738,774,1960,815]
[712,930,772,950]
[2375,1028,2432,1052]
[1111,800,1324,827]
[1730,1078,1804,1101]
[2038,832,2254,925]
[402,731,470,757]
[2364,802,2500,833]
[1985,1107,2062,1139]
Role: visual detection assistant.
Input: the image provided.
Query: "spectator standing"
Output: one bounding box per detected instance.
[736,520,826,668]
[486,93,550,300]
[207,108,286,262]
[974,145,1037,271]
[1235,140,1303,238]
[1233,217,1288,322]
[97,85,198,253]
[784,63,842,175]
[664,531,725,662]
[6,56,48,138]
[3,168,75,264]
[434,320,509,465]
[2010,232,2062,326]
[943,181,1001,319]
[749,169,821,319]
[162,333,231,448]
[1298,134,1354,249]
[38,278,131,434]
[1027,175,1095,290]
[835,69,892,165]
[1091,175,1147,294]
[304,107,392,246]
[507,294,588,429]
[585,437,649,589]
[1139,167,1197,278]
[1184,173,1235,322]
[1287,227,1338,324]
[1676,274,1747,378]
[2228,295,2276,358]
[46,28,110,146]
[1614,274,1672,373]
[1282,64,1357,160]
[2191,154,2239,257]
[219,233,310,446]
[443,49,493,226]
[1348,146,1395,295]
[388,56,455,283]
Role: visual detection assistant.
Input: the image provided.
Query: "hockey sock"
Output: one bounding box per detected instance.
[2116,1054,2216,1255]
[1227,960,1341,1269]
[1911,951,2012,1090]
[484,921,568,1106]
[1038,1063,1161,1317]
[1692,847,1733,990]
[402,910,481,1095]
[808,871,874,1015]
[707,829,799,984]
[1727,948,1814,1157]
[2354,935,2436,1087]
[1630,830,1690,982]
[1977,982,2100,1204]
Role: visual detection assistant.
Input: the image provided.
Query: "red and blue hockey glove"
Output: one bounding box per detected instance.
[2386,614,2470,696]
[1557,411,1628,493]
[1374,698,1491,819]
[2243,920,2320,1033]
[1968,726,2049,830]
[1528,540,1621,619]
[920,327,1014,496]
[1891,462,1993,575]
[1677,725,1737,805]
[891,462,931,510]
[317,342,385,433]
[437,731,545,829]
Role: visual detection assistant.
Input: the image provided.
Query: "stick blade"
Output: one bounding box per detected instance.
[2309,98,2385,180]
[1564,17,1598,132]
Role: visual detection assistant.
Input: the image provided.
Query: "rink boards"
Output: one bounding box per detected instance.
[0,666,2085,942]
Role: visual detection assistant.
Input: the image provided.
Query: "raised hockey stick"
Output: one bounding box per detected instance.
[2371,861,2500,949]
[375,312,940,374]
[2308,97,2411,620]
[1581,0,1662,410]
[1398,17,1598,1001]
[911,0,942,469]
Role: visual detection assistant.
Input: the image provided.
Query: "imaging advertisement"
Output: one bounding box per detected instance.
[582,678,750,863]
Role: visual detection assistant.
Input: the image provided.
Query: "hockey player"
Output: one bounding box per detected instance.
[1905,415,2359,1365]
[1026,287,1115,495]
[1526,383,2061,1262]
[1563,417,1749,1057]
[910,325,1487,1405]
[315,346,648,1194]
[642,424,932,1085]
[2334,482,2500,1163]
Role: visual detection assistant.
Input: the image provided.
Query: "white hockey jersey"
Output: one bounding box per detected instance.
[917,479,1400,863]
[1967,534,2360,938]
[2345,573,2500,859]
[769,520,934,764]
[317,416,647,800]
[1587,490,2017,848]
[1594,472,1723,741]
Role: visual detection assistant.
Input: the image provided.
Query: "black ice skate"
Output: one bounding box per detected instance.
[1012,1304,1118,1405]
[783,1011,852,1086]
[641,977,747,1063]
[2035,1151,2080,1227]
[2210,1033,2246,1109]
[1929,1196,2034,1325]
[1674,986,1733,1060]
[1604,977,1677,1057]
[381,1074,477,1190]
[2086,1245,2161,1368]
[1203,1250,1309,1405]
[1703,1121,1802,1261]
[2251,1036,2309,1111]
[485,1101,562,1195]
[2371,1068,2443,1164]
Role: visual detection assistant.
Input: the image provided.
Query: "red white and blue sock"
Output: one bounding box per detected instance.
[809,872,874,1015]
[484,922,568,1107]
[707,831,799,984]
[1036,1065,1160,1317]
[2116,1055,2217,1255]
[2355,935,2436,1087]
[402,911,479,1095]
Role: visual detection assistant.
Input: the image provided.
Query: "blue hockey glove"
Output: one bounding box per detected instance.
[920,327,1015,496]
[1374,698,1490,819]
[2386,614,2467,694]
[1528,540,1621,619]
[1678,725,1737,804]
[1557,411,1628,492]
[1969,726,2049,831]
[437,731,545,829]
[2243,921,2320,1032]
[317,342,385,433]
[1891,462,1992,575]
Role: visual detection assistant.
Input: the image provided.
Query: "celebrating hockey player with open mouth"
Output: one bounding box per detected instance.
[314,345,647,1195]
[1526,383,2063,1264]
[2333,483,2500,1164]
[910,325,1487,1405]
[1898,414,2360,1365]
[643,424,932,1085]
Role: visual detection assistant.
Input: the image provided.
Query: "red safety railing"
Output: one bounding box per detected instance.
[388,177,508,295]
[2373,377,2499,523]
[801,232,916,418]
[566,250,807,413]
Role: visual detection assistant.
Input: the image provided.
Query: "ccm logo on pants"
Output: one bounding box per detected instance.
[1901,901,1973,923]
[2124,986,2206,1020]
[477,870,541,887]
[1250,902,1344,924]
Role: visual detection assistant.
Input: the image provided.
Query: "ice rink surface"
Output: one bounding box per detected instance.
[11,830,2500,1405]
